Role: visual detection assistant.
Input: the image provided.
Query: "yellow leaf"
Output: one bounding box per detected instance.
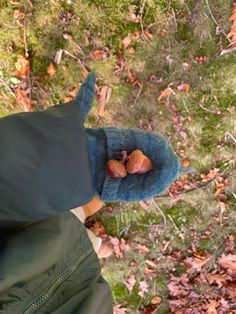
[47,63,56,76]
[15,56,30,79]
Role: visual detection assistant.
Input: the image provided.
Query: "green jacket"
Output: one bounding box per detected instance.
[0,73,113,313]
[0,213,113,314]
[0,99,94,227]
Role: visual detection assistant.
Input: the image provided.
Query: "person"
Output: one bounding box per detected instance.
[0,73,181,313]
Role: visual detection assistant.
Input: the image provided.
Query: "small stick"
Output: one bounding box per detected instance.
[220,46,236,56]
[140,0,149,40]
[204,0,230,43]
[63,49,89,73]
[225,131,236,144]
[0,77,16,98]
[198,102,216,113]
[133,84,143,107]
[23,20,29,58]
[152,199,167,225]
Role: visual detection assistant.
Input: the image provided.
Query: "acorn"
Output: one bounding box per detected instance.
[107,159,127,178]
[126,149,152,174]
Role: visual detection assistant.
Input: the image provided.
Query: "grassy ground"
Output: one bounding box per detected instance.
[0,0,235,313]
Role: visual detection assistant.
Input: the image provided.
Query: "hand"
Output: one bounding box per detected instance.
[82,73,181,202]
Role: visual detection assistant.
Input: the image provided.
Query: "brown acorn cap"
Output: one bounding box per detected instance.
[107,159,127,178]
[126,149,144,174]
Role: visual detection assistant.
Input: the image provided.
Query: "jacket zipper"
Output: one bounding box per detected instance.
[23,246,94,314]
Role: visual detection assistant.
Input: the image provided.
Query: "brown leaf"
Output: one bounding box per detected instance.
[15,87,32,112]
[145,259,157,269]
[98,86,112,116]
[123,274,136,292]
[47,63,56,76]
[138,280,149,298]
[117,49,125,68]
[113,305,127,314]
[167,274,190,297]
[184,254,211,272]
[206,273,228,288]
[14,9,25,22]
[109,237,129,259]
[158,87,175,101]
[218,254,236,275]
[122,36,132,48]
[151,296,161,305]
[15,56,30,79]
[135,243,150,254]
[177,83,190,93]
[205,300,218,314]
[139,198,153,211]
[144,29,153,40]
[92,49,106,60]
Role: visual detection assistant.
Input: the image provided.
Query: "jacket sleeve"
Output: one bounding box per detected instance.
[0,74,96,227]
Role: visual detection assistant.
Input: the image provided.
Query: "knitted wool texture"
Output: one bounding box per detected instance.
[79,73,181,202]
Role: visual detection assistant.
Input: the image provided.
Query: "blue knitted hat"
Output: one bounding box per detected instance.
[79,73,181,202]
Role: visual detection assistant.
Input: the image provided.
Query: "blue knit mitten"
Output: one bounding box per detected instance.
[80,72,181,202]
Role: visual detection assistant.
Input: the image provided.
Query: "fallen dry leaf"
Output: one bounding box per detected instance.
[144,29,153,40]
[227,6,236,47]
[145,259,157,269]
[138,280,149,298]
[200,168,220,183]
[206,273,229,288]
[14,9,25,22]
[64,87,78,102]
[98,86,112,116]
[15,87,32,112]
[135,243,150,254]
[15,55,30,79]
[92,49,107,60]
[47,63,56,76]
[109,237,129,259]
[158,87,175,101]
[113,305,127,314]
[177,83,190,93]
[151,296,161,305]
[218,254,236,275]
[167,274,190,297]
[139,198,153,211]
[122,36,132,48]
[205,300,218,314]
[184,254,211,272]
[123,274,136,292]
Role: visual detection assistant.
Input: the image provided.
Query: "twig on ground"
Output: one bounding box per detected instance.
[170,8,178,31]
[132,84,143,107]
[225,131,236,145]
[26,0,33,7]
[198,101,216,113]
[183,100,190,114]
[140,0,149,41]
[204,0,230,43]
[220,46,236,56]
[0,77,16,98]
[23,20,32,102]
[63,49,89,73]
[152,199,167,226]
[23,20,29,58]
